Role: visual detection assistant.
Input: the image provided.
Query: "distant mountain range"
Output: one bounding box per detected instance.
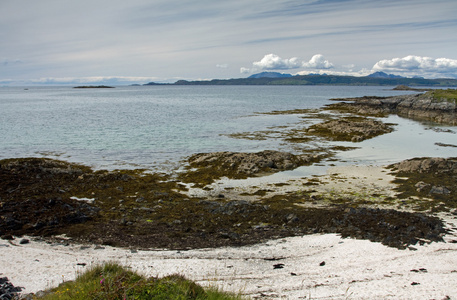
[144,72,457,87]
[248,72,293,79]
[366,71,405,79]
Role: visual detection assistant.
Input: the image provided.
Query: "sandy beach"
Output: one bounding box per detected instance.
[2,221,457,300]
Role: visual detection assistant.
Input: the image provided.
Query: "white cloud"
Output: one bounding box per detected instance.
[342,64,356,71]
[302,54,334,69]
[373,55,457,78]
[240,67,251,74]
[296,68,372,77]
[245,53,334,73]
[252,54,301,70]
[216,64,228,69]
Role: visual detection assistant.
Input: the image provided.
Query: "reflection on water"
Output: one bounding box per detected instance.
[334,115,457,165]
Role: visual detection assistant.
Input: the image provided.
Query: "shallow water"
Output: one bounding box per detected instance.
[1,85,455,172]
[335,115,457,165]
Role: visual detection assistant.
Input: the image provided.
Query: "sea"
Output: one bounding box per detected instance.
[1,85,456,175]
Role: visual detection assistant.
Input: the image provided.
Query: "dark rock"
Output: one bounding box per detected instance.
[19,238,29,245]
[0,276,23,300]
[435,142,457,148]
[410,268,427,273]
[319,261,326,266]
[285,214,299,223]
[273,263,285,269]
[429,186,451,195]
[264,257,285,261]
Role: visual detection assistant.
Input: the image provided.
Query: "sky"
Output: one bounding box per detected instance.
[1,0,457,85]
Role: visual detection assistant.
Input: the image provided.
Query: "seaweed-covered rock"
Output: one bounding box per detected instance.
[188,150,310,174]
[307,117,394,142]
[0,157,449,250]
[391,157,457,174]
[389,157,457,210]
[179,150,321,186]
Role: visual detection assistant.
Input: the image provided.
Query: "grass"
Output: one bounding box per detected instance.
[37,262,245,300]
[428,88,457,104]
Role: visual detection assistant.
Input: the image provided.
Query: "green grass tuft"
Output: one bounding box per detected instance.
[37,262,245,300]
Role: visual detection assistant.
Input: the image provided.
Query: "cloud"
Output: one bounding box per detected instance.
[216,64,229,69]
[296,68,372,77]
[244,53,334,73]
[302,54,334,69]
[373,55,457,78]
[252,54,302,70]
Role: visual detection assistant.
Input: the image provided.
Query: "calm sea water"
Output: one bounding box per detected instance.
[1,85,456,171]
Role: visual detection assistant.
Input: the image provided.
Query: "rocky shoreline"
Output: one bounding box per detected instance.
[2,88,457,299]
[1,89,457,252]
[1,156,450,250]
[327,89,457,125]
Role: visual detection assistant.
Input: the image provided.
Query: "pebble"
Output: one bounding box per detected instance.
[273,264,285,269]
[19,239,29,245]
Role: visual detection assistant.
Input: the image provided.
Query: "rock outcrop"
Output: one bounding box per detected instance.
[179,150,323,186]
[329,93,457,125]
[187,150,315,176]
[390,157,457,174]
[307,117,394,142]
[389,157,457,210]
[0,277,22,300]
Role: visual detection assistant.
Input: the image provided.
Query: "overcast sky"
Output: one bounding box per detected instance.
[1,0,457,85]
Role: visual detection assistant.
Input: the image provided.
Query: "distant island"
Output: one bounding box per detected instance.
[144,72,457,87]
[392,85,432,91]
[73,85,114,89]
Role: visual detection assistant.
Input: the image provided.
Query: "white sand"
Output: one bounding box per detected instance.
[2,214,457,300]
[194,165,399,203]
[2,165,457,299]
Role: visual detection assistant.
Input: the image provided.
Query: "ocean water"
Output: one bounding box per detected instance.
[1,85,456,171]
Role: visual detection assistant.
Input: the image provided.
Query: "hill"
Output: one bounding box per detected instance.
[366,71,404,79]
[248,72,293,79]
[153,74,457,87]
